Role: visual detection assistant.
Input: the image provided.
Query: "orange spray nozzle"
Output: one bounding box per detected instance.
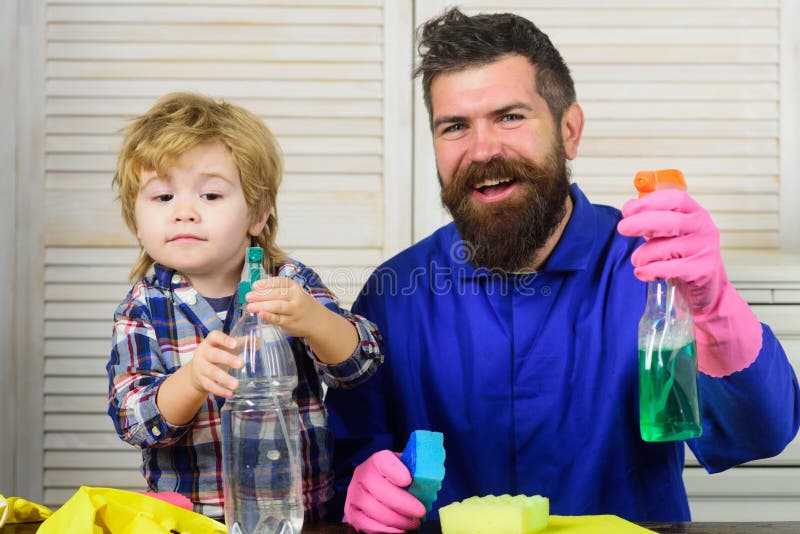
[634,169,686,197]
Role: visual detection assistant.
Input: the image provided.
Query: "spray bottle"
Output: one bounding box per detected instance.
[634,169,702,442]
[221,246,303,534]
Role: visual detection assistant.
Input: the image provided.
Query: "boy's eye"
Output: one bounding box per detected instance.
[202,193,222,201]
[155,193,173,202]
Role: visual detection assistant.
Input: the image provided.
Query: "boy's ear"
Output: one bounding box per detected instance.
[248,209,269,236]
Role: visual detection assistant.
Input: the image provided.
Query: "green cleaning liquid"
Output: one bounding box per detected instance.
[639,341,702,442]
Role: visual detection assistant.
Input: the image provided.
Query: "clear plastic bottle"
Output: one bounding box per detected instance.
[634,169,702,442]
[638,278,702,441]
[221,247,303,534]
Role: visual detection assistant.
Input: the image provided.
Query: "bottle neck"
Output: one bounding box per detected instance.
[644,279,691,316]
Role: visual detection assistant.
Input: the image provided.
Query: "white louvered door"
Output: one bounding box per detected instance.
[412,0,800,522]
[40,0,412,508]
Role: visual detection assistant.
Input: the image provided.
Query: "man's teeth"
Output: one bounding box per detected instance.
[474,177,512,189]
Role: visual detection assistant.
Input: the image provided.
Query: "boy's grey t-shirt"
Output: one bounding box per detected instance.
[204,295,233,320]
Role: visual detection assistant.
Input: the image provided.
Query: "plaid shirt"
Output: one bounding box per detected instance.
[107,259,383,520]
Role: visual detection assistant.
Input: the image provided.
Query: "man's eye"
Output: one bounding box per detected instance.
[500,113,523,122]
[202,193,222,201]
[154,193,173,202]
[443,123,465,134]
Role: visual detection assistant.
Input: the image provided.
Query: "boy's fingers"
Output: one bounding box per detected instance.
[205,330,236,350]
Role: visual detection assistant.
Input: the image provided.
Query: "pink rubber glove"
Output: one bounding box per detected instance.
[343,450,426,533]
[141,491,193,510]
[617,189,762,377]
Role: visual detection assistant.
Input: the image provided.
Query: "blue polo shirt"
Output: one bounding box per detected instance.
[326,184,799,522]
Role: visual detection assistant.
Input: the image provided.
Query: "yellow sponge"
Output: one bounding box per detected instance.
[439,494,549,534]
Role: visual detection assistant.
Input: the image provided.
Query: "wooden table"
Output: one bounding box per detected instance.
[4,520,800,533]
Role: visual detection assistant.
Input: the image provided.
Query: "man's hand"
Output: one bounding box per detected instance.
[617,189,762,376]
[246,277,324,338]
[186,330,242,398]
[343,450,427,534]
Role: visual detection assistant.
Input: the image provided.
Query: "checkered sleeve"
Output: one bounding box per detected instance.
[277,260,384,389]
[107,284,193,448]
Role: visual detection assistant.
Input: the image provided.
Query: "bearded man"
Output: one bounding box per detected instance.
[326,8,799,533]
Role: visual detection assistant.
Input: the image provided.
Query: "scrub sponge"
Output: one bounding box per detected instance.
[399,430,445,513]
[439,494,549,534]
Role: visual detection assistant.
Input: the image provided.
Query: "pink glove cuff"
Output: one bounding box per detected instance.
[694,283,762,377]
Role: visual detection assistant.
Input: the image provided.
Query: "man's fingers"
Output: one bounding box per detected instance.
[344,508,406,534]
[349,486,422,532]
[621,188,701,218]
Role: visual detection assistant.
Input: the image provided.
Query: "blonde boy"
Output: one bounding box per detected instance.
[107,92,383,520]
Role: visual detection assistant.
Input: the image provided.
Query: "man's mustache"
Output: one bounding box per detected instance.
[451,157,552,191]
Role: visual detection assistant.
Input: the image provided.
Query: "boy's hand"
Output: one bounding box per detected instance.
[246,276,324,338]
[187,330,242,398]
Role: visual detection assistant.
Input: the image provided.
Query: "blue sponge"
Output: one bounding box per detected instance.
[399,430,445,513]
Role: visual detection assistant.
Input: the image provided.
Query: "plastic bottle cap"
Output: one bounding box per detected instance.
[634,169,686,197]
[238,281,251,305]
[247,247,264,263]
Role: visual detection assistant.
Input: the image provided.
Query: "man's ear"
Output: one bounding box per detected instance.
[249,208,269,236]
[561,102,584,160]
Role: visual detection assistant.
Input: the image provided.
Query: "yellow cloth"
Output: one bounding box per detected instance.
[0,493,53,526]
[37,486,227,534]
[548,514,656,533]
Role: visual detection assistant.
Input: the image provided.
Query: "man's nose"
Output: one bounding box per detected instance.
[467,123,502,163]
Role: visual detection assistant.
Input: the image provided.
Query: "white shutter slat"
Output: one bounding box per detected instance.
[46,172,383,193]
[46,339,112,357]
[576,82,777,100]
[561,45,778,64]
[48,42,382,62]
[583,120,778,139]
[48,61,383,81]
[49,23,382,44]
[45,395,108,413]
[465,9,778,28]
[46,153,384,173]
[47,5,383,25]
[46,134,384,156]
[45,451,140,470]
[47,0,382,5]
[45,414,117,432]
[44,469,143,487]
[464,0,777,7]
[582,101,778,119]
[46,79,382,99]
[47,116,384,136]
[580,138,778,157]
[48,97,384,117]
[45,432,133,450]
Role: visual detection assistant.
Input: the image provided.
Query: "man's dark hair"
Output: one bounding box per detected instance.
[414,7,576,128]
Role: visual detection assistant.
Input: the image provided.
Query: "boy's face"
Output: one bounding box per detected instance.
[134,140,266,296]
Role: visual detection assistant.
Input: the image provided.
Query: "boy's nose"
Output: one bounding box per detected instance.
[173,199,199,222]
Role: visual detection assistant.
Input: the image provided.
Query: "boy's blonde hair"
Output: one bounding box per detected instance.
[113,92,285,281]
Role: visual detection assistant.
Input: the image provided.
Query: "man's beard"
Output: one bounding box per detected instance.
[440,145,571,272]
